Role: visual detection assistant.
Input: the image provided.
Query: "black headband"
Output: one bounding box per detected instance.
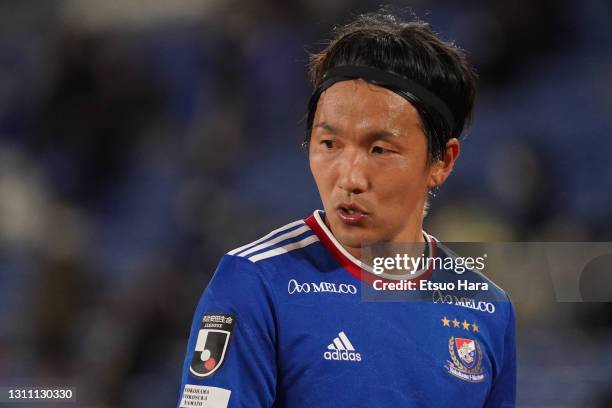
[308,65,455,131]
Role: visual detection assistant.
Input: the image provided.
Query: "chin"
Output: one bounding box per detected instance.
[328,213,377,245]
[336,229,375,248]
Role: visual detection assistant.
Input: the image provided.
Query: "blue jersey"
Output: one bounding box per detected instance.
[177,210,516,408]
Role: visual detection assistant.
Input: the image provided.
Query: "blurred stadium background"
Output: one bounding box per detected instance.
[0,0,611,406]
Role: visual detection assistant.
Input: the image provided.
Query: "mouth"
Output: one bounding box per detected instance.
[335,203,369,225]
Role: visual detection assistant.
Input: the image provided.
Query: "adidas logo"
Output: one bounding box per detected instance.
[323,331,362,362]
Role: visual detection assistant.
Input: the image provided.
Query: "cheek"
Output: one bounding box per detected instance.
[309,153,332,189]
[374,163,429,200]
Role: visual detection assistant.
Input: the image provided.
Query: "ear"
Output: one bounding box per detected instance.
[427,138,460,189]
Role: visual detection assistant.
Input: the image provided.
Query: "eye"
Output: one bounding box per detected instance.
[321,139,334,149]
[372,145,390,154]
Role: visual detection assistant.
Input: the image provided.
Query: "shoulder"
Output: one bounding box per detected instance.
[431,238,513,305]
[226,217,319,264]
[431,238,515,333]
[205,217,320,305]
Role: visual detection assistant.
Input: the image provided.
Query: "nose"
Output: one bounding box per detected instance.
[337,148,369,195]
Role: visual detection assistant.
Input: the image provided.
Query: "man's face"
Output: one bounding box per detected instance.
[309,79,455,252]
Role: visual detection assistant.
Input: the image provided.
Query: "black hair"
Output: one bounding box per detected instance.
[306,10,477,164]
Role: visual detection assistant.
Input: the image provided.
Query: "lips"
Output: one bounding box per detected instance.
[336,202,368,225]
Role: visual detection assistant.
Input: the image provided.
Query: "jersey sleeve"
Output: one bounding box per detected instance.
[484,298,517,408]
[177,255,278,408]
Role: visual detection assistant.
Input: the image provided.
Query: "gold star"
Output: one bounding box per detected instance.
[441,316,450,327]
[472,322,479,332]
[452,318,460,328]
[462,320,470,330]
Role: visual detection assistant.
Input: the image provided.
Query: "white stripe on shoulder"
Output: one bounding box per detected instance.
[228,219,305,255]
[237,225,312,257]
[247,235,320,263]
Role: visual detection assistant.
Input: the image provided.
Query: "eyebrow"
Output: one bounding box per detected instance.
[313,121,401,140]
[313,121,338,133]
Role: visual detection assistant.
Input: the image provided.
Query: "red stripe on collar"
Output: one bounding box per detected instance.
[304,210,436,285]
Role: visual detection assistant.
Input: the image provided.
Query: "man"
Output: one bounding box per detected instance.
[177,11,516,408]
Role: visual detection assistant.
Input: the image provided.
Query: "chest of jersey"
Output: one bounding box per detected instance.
[274,272,498,407]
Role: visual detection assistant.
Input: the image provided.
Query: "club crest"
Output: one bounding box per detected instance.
[444,336,485,382]
[189,313,236,378]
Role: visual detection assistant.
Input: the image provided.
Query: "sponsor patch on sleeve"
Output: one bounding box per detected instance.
[189,313,236,378]
[179,384,231,408]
